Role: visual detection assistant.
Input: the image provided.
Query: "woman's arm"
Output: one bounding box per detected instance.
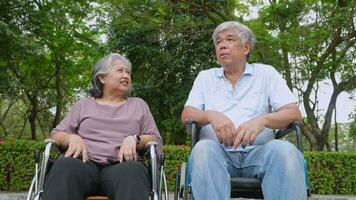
[136,134,157,150]
[51,131,70,149]
[51,131,88,163]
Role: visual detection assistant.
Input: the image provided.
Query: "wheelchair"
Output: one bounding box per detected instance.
[26,139,169,200]
[174,120,310,199]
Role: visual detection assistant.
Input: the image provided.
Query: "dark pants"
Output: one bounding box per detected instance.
[42,157,150,200]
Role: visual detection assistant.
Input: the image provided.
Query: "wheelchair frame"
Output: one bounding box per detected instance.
[174,120,310,200]
[26,139,169,200]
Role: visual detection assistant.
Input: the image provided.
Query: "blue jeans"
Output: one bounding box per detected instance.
[190,139,307,200]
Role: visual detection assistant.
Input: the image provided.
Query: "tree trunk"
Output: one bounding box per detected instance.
[334,106,339,151]
[51,62,64,130]
[16,112,28,139]
[0,99,15,137]
[301,123,320,150]
[29,97,38,140]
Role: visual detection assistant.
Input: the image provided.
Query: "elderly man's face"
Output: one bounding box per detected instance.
[99,60,131,96]
[215,29,251,67]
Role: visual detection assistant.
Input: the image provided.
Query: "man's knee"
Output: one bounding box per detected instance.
[264,140,303,165]
[191,140,222,161]
[267,139,299,152]
[190,140,228,173]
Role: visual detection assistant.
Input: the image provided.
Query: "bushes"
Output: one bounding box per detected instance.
[163,145,190,191]
[306,151,356,194]
[0,140,44,191]
[0,140,355,194]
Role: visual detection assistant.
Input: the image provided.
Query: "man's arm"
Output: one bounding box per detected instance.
[181,106,236,146]
[181,106,211,126]
[232,103,302,149]
[260,103,302,129]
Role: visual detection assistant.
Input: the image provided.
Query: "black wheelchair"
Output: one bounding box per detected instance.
[26,139,169,200]
[174,120,310,199]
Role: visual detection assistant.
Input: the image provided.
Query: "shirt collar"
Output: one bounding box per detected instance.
[216,63,254,78]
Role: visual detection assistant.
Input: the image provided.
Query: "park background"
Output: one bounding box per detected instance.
[0,0,355,196]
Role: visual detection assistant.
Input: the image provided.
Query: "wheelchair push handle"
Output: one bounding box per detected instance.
[34,150,40,163]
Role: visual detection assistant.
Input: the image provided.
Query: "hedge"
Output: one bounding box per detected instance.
[305,151,356,194]
[0,140,44,191]
[0,140,355,194]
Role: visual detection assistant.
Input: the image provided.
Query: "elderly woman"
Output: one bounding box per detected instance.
[42,53,163,200]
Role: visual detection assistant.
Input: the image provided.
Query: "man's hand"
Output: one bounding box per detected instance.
[232,116,265,149]
[117,135,137,163]
[207,111,235,146]
[64,134,88,163]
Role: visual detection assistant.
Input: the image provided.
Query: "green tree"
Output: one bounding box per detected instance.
[0,0,105,140]
[108,0,243,144]
[108,0,356,147]
[349,113,356,140]
[254,0,355,150]
[329,122,355,152]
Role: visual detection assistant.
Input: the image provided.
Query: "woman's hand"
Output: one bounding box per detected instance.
[117,135,137,163]
[64,134,88,163]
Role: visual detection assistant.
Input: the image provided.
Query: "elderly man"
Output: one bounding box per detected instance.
[181,21,307,200]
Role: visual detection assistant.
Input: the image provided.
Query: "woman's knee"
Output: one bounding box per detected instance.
[50,157,87,175]
[120,161,148,176]
[105,161,149,182]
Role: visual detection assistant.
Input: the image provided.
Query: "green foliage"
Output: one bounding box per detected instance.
[349,115,356,140]
[1,141,355,194]
[107,0,221,144]
[0,0,354,153]
[0,140,44,191]
[255,0,356,150]
[306,151,356,194]
[163,145,190,191]
[328,123,356,152]
[106,0,257,144]
[0,0,106,140]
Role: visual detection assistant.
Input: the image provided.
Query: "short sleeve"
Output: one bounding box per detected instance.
[139,100,163,155]
[184,72,205,110]
[50,101,81,135]
[267,68,297,111]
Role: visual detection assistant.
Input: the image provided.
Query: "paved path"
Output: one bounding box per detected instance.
[1,192,355,200]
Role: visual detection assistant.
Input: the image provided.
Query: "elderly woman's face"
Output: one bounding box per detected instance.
[100,60,131,96]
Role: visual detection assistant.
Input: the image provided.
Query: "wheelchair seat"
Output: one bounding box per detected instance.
[87,197,108,200]
[26,139,169,200]
[174,120,310,199]
[230,177,262,198]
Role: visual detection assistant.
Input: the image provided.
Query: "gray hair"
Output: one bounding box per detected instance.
[89,53,132,98]
[212,21,256,53]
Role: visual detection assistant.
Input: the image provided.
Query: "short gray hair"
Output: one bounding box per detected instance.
[89,53,132,98]
[212,21,256,51]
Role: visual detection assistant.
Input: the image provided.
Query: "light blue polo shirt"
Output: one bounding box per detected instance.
[185,63,297,151]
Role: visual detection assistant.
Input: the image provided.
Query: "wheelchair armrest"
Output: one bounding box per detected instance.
[145,141,167,199]
[144,141,163,165]
[44,139,62,153]
[186,120,303,152]
[37,139,62,194]
[275,121,303,152]
[185,119,201,150]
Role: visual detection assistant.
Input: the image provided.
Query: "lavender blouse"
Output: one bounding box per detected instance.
[51,97,162,164]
